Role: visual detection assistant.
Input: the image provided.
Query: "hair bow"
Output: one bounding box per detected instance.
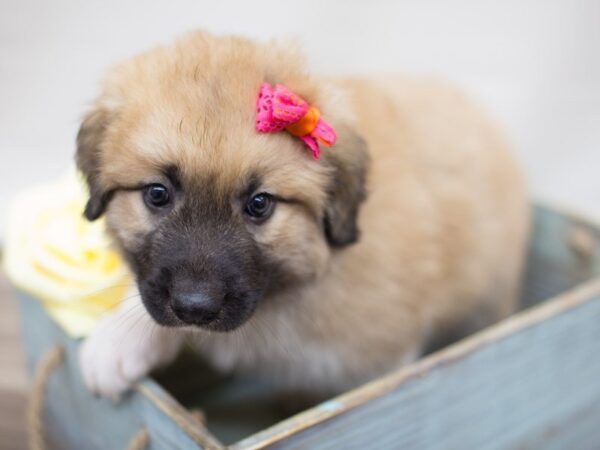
[255,82,337,159]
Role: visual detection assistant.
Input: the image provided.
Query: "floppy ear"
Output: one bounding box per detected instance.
[76,107,112,221]
[321,127,370,247]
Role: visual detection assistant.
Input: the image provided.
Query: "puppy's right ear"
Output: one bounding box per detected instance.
[76,108,112,221]
[321,126,370,247]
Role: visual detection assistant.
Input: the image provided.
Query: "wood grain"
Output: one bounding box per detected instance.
[0,273,29,450]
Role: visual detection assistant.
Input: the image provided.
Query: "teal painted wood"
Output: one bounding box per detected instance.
[520,205,600,307]
[247,289,600,449]
[19,293,222,450]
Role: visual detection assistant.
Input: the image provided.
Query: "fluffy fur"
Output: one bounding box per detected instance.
[78,32,529,399]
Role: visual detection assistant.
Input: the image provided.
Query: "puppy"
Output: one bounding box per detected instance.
[78,32,529,399]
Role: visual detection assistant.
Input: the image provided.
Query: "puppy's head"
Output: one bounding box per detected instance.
[76,33,369,331]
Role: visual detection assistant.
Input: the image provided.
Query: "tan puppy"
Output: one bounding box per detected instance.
[78,32,529,399]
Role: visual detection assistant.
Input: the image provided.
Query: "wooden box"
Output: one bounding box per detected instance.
[18,205,600,449]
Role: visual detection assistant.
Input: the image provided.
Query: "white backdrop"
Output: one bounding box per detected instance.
[1,0,599,238]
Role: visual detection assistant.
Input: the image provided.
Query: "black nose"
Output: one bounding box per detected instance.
[170,284,224,325]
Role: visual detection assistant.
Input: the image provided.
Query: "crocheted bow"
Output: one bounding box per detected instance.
[255,82,337,159]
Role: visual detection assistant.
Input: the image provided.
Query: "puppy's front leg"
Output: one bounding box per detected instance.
[79,293,182,400]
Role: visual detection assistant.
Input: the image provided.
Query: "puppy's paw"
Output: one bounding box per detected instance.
[79,298,182,400]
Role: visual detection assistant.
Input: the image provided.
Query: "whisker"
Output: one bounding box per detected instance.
[111,301,145,333]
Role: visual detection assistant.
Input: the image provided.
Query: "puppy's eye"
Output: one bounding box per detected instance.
[143,184,170,208]
[245,193,275,222]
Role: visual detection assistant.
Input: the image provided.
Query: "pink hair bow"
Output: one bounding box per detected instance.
[255,82,337,159]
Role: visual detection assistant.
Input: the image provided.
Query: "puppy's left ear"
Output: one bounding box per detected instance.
[321,127,370,247]
[76,107,113,221]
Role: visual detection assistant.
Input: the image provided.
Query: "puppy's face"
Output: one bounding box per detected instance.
[77,33,368,331]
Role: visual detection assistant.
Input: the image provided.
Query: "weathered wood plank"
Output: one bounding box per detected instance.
[232,280,600,450]
[520,204,600,307]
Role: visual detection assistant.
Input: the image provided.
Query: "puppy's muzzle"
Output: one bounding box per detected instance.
[136,214,268,331]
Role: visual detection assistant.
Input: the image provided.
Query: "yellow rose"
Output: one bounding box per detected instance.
[3,171,132,337]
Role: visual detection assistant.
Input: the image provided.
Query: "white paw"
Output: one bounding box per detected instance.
[79,297,182,401]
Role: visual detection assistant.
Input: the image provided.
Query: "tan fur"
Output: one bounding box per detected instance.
[79,32,529,397]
